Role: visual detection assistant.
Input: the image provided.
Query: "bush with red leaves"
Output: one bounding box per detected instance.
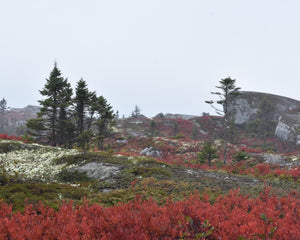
[1,189,300,239]
[0,133,22,141]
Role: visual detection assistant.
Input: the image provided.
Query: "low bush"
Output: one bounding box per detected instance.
[1,189,300,239]
[233,151,249,162]
[57,169,93,183]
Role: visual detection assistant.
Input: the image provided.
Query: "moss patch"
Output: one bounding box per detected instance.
[0,183,93,212]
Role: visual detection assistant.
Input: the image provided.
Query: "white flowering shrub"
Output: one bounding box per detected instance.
[0,140,80,182]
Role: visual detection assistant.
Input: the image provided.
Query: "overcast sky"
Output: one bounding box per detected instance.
[1,0,300,117]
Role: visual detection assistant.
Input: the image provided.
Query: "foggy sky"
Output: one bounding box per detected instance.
[1,0,300,117]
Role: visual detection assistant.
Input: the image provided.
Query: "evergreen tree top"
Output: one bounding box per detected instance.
[39,63,68,97]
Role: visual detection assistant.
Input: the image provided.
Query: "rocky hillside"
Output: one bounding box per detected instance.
[153,113,199,120]
[6,105,39,122]
[1,105,39,135]
[115,115,223,140]
[5,91,300,146]
[229,91,300,125]
[275,113,300,144]
[229,91,300,145]
[114,91,300,148]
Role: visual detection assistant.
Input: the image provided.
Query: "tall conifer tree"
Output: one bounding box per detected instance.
[94,96,115,149]
[57,79,74,146]
[73,79,92,136]
[0,98,9,133]
[37,62,73,146]
[206,77,241,163]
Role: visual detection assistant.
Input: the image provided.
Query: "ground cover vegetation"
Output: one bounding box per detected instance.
[1,132,300,238]
[1,188,300,239]
[2,75,300,239]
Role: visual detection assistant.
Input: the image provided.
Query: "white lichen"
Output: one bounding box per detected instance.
[0,142,79,181]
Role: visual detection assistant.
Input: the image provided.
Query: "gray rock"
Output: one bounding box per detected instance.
[275,118,292,141]
[229,91,300,125]
[163,113,199,120]
[275,114,300,143]
[230,98,258,124]
[251,153,300,167]
[140,147,162,158]
[72,162,121,179]
[127,130,143,137]
[262,153,286,166]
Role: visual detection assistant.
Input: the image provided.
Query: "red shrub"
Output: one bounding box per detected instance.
[0,133,22,141]
[2,189,300,239]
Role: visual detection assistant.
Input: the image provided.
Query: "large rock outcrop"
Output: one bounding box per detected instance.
[229,91,300,125]
[229,91,300,144]
[275,114,300,144]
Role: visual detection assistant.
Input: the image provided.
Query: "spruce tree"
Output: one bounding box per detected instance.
[57,79,74,146]
[173,121,178,136]
[131,105,141,118]
[73,79,99,149]
[36,63,73,146]
[26,117,46,140]
[86,91,97,130]
[74,79,91,136]
[198,141,218,166]
[27,63,116,149]
[206,77,241,163]
[0,98,9,133]
[94,96,115,149]
[150,120,156,137]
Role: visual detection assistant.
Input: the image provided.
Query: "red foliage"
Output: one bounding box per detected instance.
[221,160,300,182]
[0,133,22,141]
[255,163,271,175]
[240,146,263,154]
[2,189,300,239]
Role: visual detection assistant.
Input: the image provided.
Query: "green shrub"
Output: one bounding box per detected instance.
[0,167,10,185]
[197,142,218,166]
[57,169,93,183]
[128,166,171,178]
[53,151,117,166]
[0,141,21,153]
[116,136,126,141]
[0,183,91,212]
[0,165,19,186]
[171,134,186,140]
[279,174,294,182]
[75,130,94,150]
[233,151,249,162]
[21,134,35,143]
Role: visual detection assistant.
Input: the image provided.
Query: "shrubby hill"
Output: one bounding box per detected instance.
[2,91,300,238]
[116,113,223,139]
[2,132,300,238]
[1,133,300,207]
[2,91,300,148]
[116,91,300,150]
